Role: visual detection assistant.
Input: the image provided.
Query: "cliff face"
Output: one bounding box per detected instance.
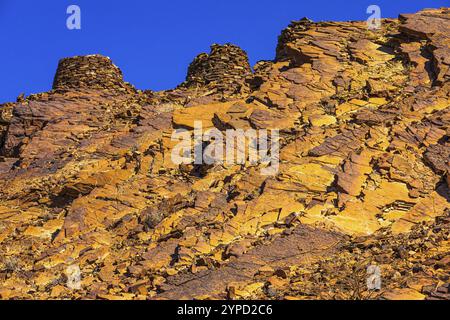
[0,8,449,300]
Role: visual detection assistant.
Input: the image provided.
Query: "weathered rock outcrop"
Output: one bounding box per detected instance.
[0,8,448,300]
[0,102,13,148]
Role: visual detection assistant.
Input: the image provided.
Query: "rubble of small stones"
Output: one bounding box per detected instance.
[0,8,448,300]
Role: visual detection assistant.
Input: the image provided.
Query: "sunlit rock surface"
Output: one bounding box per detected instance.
[0,8,449,300]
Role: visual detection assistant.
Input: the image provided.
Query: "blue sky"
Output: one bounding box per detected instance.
[0,0,448,102]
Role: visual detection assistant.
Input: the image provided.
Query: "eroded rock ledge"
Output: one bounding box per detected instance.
[0,8,448,300]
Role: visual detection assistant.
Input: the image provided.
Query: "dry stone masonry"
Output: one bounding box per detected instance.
[53,54,136,93]
[182,43,252,96]
[276,17,314,61]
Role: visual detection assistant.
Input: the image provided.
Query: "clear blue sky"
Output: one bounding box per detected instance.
[0,0,448,103]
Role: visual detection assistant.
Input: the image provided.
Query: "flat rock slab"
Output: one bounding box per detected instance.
[158,225,342,299]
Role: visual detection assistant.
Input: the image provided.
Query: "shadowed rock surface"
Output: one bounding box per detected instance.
[0,8,449,300]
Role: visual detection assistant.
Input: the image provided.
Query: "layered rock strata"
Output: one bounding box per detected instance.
[0,8,449,300]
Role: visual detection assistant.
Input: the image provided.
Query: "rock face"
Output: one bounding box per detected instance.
[0,8,449,300]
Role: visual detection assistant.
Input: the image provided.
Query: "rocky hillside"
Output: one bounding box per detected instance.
[0,8,449,300]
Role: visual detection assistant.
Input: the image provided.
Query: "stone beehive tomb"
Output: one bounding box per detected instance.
[52,54,134,92]
[184,43,252,93]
